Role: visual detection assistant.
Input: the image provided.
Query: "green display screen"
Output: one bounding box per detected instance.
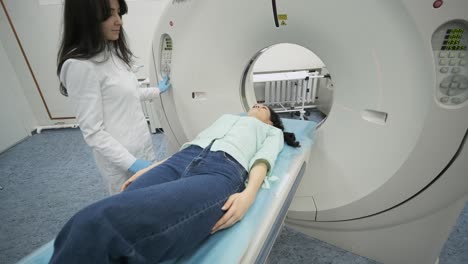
[442,28,466,50]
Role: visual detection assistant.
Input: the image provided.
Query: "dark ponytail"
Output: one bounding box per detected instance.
[267,106,301,148]
[283,132,300,148]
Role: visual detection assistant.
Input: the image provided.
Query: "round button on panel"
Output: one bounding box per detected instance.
[439,51,448,58]
[440,82,450,89]
[453,76,462,83]
[440,97,450,103]
[448,89,463,96]
[451,97,462,104]
[451,67,460,74]
[439,59,448,66]
[440,67,449,73]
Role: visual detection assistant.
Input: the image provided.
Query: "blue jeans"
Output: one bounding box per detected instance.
[49,144,248,264]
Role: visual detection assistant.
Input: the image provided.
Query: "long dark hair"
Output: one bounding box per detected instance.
[57,0,133,96]
[267,106,301,148]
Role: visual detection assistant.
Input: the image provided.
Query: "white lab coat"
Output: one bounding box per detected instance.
[60,52,159,194]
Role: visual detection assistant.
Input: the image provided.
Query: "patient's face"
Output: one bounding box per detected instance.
[248,104,272,125]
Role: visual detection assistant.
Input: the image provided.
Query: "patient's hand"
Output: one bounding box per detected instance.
[120,158,168,192]
[120,167,148,192]
[211,191,255,234]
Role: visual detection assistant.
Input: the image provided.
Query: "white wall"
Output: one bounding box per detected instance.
[0,3,40,131]
[2,0,164,125]
[0,37,33,152]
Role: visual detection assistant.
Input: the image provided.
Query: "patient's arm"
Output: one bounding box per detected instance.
[211,162,268,234]
[120,158,169,192]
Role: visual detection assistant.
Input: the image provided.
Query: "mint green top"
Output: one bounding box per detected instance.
[182,114,284,187]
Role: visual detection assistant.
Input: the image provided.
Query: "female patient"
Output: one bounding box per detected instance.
[49,104,300,264]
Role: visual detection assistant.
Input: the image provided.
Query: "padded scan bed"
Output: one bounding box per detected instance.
[17,118,317,264]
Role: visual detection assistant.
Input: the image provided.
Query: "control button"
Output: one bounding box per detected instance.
[451,97,462,104]
[439,59,448,65]
[439,51,448,58]
[440,82,450,88]
[450,83,459,89]
[439,88,449,95]
[453,76,462,82]
[440,97,449,103]
[449,59,458,66]
[449,52,457,58]
[448,89,457,96]
[460,83,468,89]
[440,82,450,89]
[459,52,466,58]
[451,67,460,74]
[440,67,449,73]
[460,60,467,66]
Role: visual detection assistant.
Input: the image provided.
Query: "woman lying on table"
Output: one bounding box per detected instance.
[50,104,300,264]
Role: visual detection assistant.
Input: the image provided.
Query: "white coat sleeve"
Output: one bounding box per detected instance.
[138,87,161,101]
[61,60,137,171]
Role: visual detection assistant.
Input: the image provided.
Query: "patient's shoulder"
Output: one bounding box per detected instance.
[218,114,241,121]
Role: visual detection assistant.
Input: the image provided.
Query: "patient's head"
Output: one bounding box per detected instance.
[248,104,300,148]
[248,104,272,125]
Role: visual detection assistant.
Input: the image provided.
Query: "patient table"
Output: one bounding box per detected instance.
[17,118,316,264]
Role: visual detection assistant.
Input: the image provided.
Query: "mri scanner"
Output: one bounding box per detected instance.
[17,0,468,263]
[149,0,468,263]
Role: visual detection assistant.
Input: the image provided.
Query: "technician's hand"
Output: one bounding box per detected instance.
[211,191,256,234]
[158,75,171,93]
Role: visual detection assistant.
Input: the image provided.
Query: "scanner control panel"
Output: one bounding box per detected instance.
[160,35,173,77]
[432,20,468,107]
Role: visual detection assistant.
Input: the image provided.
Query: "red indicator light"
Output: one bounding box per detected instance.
[169,21,174,27]
[433,0,443,8]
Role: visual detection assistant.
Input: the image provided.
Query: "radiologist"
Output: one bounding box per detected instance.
[56,0,171,194]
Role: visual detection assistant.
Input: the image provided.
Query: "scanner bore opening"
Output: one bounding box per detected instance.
[240,43,333,123]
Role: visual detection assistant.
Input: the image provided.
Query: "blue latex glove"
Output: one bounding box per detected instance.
[158,75,171,93]
[128,159,152,174]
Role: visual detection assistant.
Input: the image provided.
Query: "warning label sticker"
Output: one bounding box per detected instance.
[277,14,288,26]
[277,14,288,20]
